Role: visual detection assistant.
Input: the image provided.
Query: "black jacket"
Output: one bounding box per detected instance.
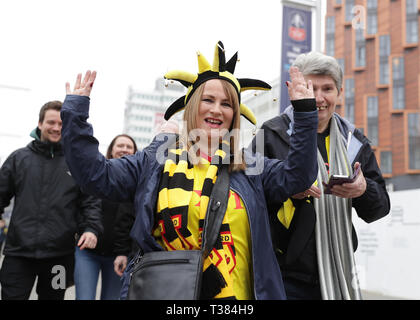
[0,129,103,259]
[251,110,390,283]
[87,199,137,257]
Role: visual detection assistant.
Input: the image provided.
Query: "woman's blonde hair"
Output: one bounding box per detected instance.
[180,79,246,172]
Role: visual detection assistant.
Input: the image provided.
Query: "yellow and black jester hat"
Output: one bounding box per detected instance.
[164,41,271,126]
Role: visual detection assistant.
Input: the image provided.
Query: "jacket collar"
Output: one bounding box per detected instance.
[282,105,356,138]
[28,127,63,158]
[282,105,363,164]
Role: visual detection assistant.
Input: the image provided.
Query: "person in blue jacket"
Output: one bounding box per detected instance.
[60,41,318,300]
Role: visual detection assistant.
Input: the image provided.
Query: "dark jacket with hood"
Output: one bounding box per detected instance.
[0,128,103,259]
[251,107,390,284]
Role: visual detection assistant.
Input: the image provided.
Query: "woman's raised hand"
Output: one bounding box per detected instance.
[66,70,97,97]
[286,66,314,101]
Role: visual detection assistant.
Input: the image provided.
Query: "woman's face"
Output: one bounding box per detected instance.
[195,79,234,143]
[304,74,343,133]
[111,136,135,159]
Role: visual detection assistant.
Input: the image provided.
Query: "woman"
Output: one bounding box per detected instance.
[74,134,138,300]
[253,51,390,300]
[60,41,318,300]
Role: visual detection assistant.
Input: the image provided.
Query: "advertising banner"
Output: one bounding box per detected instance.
[280,5,312,113]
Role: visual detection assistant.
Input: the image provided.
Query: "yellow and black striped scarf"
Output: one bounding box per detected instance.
[156,139,235,299]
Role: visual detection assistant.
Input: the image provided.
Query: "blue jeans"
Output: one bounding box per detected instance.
[74,246,122,300]
[119,251,140,300]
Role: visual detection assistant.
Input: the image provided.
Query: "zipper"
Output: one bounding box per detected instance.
[230,186,258,300]
[130,258,189,278]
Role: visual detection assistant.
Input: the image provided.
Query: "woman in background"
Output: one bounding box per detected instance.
[74,134,138,300]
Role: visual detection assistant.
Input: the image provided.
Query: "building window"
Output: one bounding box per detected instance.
[380,151,393,174]
[366,0,378,35]
[408,113,420,169]
[326,16,335,57]
[367,96,379,146]
[379,35,390,85]
[345,0,355,23]
[345,78,355,123]
[337,58,345,76]
[406,0,418,44]
[355,28,366,67]
[392,57,405,110]
[337,58,345,105]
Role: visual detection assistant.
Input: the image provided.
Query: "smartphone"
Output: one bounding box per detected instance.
[323,165,361,194]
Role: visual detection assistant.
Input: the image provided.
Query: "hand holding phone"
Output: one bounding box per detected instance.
[323,165,361,194]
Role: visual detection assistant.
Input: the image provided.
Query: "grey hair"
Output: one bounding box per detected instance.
[292,51,343,92]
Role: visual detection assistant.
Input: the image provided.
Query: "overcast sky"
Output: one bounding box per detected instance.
[0,0,323,161]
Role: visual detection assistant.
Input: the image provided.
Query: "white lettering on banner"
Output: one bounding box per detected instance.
[353,189,420,299]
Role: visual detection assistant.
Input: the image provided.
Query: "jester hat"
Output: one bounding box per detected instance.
[164,41,271,125]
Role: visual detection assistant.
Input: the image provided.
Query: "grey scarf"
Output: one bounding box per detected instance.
[314,116,362,300]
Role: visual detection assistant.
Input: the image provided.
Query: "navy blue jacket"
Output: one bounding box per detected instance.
[60,95,318,300]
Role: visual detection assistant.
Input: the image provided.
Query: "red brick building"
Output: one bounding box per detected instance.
[326,0,420,190]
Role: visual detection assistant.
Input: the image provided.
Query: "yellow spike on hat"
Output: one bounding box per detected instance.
[240,104,257,126]
[197,51,212,74]
[164,41,272,126]
[164,70,198,87]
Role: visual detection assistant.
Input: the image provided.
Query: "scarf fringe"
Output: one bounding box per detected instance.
[200,264,228,300]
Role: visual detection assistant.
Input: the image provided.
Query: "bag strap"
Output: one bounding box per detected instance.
[201,164,230,259]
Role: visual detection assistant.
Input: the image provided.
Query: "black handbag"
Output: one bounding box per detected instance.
[127,165,230,300]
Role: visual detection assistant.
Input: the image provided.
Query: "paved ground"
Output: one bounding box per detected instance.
[0,249,101,300]
[32,279,101,300]
[45,287,410,300]
[361,290,405,300]
[0,250,407,300]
